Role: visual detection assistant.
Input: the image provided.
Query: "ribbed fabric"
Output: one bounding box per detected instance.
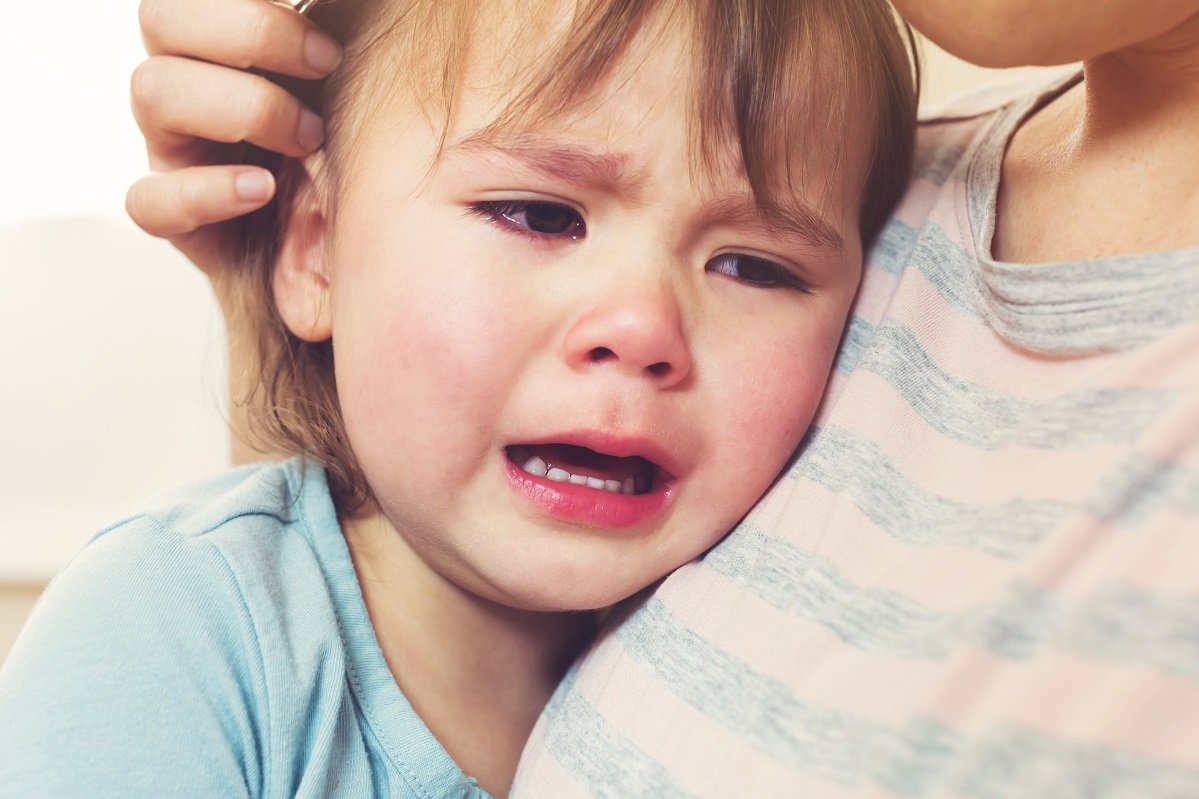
[0,460,489,799]
[512,73,1199,798]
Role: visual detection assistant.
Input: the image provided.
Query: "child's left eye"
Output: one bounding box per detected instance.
[706,253,812,293]
[470,200,586,240]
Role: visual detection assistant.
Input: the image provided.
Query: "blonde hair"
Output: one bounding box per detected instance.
[235,0,919,512]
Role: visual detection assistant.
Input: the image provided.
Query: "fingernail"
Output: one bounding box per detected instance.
[236,170,275,203]
[304,31,342,74]
[296,108,325,151]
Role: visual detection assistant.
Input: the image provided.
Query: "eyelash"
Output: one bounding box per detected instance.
[705,253,813,294]
[468,199,811,293]
[468,200,586,242]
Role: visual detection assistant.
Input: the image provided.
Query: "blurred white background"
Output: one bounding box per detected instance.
[1,1,229,587]
[0,2,1065,656]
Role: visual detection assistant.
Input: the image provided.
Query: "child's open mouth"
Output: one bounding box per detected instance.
[505,444,661,495]
[502,439,677,529]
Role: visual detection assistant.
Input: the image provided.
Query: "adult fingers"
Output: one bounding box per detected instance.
[139,0,341,78]
[126,165,276,239]
[131,55,324,164]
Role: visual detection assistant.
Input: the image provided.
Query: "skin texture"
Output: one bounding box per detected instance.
[269,10,867,792]
[892,0,1199,66]
[890,0,1199,264]
[891,0,1199,264]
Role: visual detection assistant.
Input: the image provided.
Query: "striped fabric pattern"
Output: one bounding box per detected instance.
[512,74,1199,798]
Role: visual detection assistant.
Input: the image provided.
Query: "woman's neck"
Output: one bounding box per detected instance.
[1082,12,1199,142]
[342,511,595,797]
[993,13,1199,263]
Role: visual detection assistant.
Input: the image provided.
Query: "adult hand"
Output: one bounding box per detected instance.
[126,0,340,277]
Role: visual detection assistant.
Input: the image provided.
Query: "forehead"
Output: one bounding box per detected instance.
[338,0,875,230]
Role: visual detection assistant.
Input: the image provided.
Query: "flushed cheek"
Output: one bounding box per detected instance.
[705,334,837,504]
[741,359,825,442]
[332,266,518,489]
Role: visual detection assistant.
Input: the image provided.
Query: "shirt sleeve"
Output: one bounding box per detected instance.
[0,517,266,798]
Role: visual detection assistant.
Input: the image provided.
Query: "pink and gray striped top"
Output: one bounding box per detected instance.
[512,72,1199,798]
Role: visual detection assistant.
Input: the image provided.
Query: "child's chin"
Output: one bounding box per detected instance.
[482,574,641,615]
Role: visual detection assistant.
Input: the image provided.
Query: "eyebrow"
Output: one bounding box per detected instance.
[706,195,845,252]
[450,132,647,197]
[448,131,844,252]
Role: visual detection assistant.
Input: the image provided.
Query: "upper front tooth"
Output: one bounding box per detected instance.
[529,461,634,494]
[522,455,548,476]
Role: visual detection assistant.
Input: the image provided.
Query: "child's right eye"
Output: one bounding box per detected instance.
[470,200,586,241]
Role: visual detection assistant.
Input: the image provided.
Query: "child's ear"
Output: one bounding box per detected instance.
[273,156,332,343]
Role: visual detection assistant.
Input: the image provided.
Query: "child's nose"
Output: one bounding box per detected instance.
[562,280,692,388]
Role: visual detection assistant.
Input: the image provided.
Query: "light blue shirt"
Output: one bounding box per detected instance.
[0,460,490,798]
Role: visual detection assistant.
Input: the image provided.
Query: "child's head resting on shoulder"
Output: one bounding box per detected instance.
[235,0,917,610]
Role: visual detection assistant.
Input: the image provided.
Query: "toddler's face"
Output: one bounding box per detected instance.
[287,16,867,610]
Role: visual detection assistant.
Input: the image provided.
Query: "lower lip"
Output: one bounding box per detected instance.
[504,459,673,530]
